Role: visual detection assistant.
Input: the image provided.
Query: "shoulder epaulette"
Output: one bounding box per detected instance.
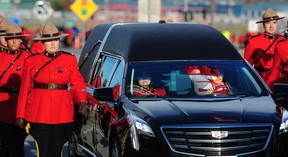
[26,53,41,59]
[20,48,33,55]
[61,51,74,56]
[249,33,261,39]
[19,46,29,51]
[277,39,286,44]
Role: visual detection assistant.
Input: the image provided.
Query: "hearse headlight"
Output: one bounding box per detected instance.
[128,114,155,151]
[279,110,288,135]
[129,114,155,137]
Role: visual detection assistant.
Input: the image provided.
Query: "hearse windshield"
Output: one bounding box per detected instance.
[126,61,268,98]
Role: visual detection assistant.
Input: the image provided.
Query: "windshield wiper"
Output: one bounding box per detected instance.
[230,93,260,98]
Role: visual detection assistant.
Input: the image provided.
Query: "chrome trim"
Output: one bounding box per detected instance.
[160,123,273,157]
[88,23,127,84]
[211,130,229,139]
[130,123,140,151]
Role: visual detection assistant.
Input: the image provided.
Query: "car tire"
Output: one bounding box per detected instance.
[110,134,122,157]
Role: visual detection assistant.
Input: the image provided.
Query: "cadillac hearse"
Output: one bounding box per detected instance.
[68,21,288,157]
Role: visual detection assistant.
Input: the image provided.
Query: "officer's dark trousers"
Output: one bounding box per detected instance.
[0,122,27,157]
[28,122,74,157]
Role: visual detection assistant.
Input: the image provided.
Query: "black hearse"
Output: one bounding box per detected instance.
[69,22,288,157]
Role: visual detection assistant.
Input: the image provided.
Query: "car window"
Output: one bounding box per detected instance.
[109,61,124,88]
[92,56,119,88]
[126,61,267,98]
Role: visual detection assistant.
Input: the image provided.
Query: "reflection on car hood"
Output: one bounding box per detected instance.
[131,96,277,124]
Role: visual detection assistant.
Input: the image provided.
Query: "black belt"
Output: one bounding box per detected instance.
[280,70,288,75]
[254,66,271,73]
[0,87,19,95]
[33,83,68,90]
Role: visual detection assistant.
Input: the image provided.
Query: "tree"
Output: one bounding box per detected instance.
[50,0,63,11]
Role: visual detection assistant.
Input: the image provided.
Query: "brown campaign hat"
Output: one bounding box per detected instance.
[33,22,67,40]
[256,8,284,24]
[0,15,9,36]
[4,22,29,38]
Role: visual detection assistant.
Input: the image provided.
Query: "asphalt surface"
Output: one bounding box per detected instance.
[24,135,69,157]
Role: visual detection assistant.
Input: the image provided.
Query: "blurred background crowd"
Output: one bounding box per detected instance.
[0,0,288,52]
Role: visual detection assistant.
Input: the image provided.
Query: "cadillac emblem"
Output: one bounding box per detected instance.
[211,131,229,139]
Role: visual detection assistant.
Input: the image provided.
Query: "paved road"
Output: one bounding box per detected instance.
[24,136,69,157]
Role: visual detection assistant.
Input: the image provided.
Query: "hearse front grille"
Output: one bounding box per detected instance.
[161,124,273,156]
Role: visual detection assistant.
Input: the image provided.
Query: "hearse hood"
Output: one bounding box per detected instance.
[128,97,277,125]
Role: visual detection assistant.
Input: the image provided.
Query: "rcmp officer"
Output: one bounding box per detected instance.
[0,22,31,157]
[16,22,87,157]
[244,8,285,84]
[0,15,8,52]
[267,22,288,90]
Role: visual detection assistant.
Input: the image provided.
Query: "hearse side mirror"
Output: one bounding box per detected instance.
[93,85,120,102]
[273,83,288,109]
[93,87,115,102]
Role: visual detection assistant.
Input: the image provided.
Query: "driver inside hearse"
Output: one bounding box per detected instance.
[131,73,166,97]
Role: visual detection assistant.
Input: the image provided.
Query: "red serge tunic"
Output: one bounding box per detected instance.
[16,51,87,124]
[0,49,32,124]
[244,33,284,83]
[267,39,288,89]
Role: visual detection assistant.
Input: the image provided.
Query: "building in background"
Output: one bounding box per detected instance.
[0,0,287,49]
[1,0,288,25]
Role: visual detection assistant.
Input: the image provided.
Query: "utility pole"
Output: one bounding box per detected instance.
[138,0,161,22]
[183,0,188,13]
[210,0,216,26]
[228,0,233,23]
[104,0,109,22]
[181,0,192,22]
[147,0,151,22]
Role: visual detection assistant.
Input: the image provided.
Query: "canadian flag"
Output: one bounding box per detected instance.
[185,66,231,96]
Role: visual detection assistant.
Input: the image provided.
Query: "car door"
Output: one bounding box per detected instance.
[88,54,124,156]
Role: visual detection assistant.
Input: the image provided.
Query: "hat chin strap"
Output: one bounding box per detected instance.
[42,32,60,38]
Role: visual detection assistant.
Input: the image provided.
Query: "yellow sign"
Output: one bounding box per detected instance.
[70,0,98,22]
